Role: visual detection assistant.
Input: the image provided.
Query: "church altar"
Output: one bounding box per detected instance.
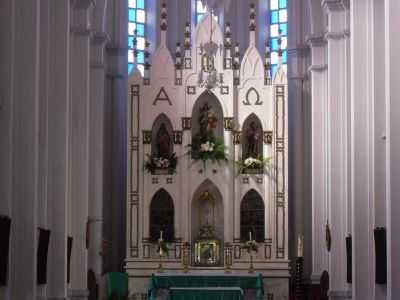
[148,273,263,300]
[126,3,288,299]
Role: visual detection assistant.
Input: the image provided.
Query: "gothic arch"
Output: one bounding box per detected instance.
[241,113,263,159]
[151,113,174,157]
[240,189,265,242]
[191,179,224,242]
[149,189,175,242]
[191,91,224,143]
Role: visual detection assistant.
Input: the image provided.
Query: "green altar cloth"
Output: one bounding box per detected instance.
[168,287,243,300]
[148,274,264,300]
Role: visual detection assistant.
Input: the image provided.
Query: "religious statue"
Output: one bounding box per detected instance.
[198,102,218,141]
[245,121,260,158]
[156,124,171,158]
[199,191,215,228]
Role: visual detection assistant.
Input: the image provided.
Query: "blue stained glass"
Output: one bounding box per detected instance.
[137,0,144,9]
[271,11,279,24]
[137,51,145,64]
[282,50,287,63]
[128,63,134,74]
[129,9,136,22]
[128,36,134,48]
[136,23,145,36]
[197,14,204,24]
[279,23,288,36]
[279,0,287,8]
[271,38,279,51]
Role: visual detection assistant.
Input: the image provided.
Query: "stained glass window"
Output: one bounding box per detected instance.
[195,0,219,24]
[128,0,146,75]
[269,0,287,75]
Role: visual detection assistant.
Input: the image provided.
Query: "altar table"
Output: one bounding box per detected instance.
[168,287,243,300]
[148,273,264,300]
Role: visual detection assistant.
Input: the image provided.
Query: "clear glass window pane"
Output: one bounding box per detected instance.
[271,51,278,65]
[128,0,136,8]
[128,50,134,63]
[279,9,287,23]
[137,9,145,23]
[270,24,279,37]
[270,0,279,10]
[197,1,207,13]
[279,0,287,9]
[128,22,136,35]
[138,64,144,75]
[281,37,287,49]
[137,37,145,50]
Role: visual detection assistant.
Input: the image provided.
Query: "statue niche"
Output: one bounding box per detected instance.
[150,114,175,174]
[191,91,224,143]
[242,114,263,159]
[191,180,224,266]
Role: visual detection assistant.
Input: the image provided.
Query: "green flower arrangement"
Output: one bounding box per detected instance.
[236,156,271,174]
[187,136,228,169]
[144,153,177,175]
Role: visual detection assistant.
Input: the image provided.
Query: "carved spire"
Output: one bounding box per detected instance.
[233,42,240,84]
[160,3,167,31]
[249,4,256,46]
[249,3,256,31]
[160,3,167,45]
[184,22,191,51]
[224,22,232,50]
[175,42,182,69]
[144,40,151,78]
[265,40,272,84]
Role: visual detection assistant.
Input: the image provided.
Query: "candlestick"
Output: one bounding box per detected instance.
[160,230,163,241]
[249,231,252,241]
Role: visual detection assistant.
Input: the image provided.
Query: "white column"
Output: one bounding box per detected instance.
[308,34,329,283]
[322,0,351,298]
[9,0,40,299]
[68,1,93,299]
[385,0,400,298]
[88,31,108,282]
[350,1,375,299]
[46,1,71,299]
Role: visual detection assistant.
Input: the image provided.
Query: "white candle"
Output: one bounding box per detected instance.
[249,231,252,241]
[160,230,163,241]
[297,235,303,257]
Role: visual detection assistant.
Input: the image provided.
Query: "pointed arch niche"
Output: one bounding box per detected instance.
[191,91,224,144]
[241,113,263,160]
[149,189,175,242]
[151,114,174,158]
[240,189,265,242]
[191,179,224,266]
